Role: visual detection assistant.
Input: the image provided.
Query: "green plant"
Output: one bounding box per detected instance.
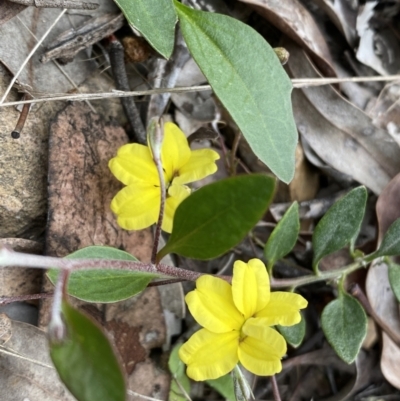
[1,2,397,401]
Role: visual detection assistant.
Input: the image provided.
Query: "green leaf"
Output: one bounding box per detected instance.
[265,202,299,271]
[114,0,176,59]
[50,302,126,401]
[312,186,367,271]
[370,218,400,259]
[158,175,275,260]
[207,375,235,401]
[168,344,191,401]
[321,292,367,364]
[277,312,305,348]
[47,246,159,303]
[174,1,297,183]
[388,262,400,302]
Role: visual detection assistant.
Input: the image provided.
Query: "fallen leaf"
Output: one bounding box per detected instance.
[314,0,358,46]
[0,8,97,95]
[365,169,400,389]
[238,0,336,77]
[0,0,26,26]
[381,333,400,389]
[356,2,400,76]
[375,172,400,241]
[369,83,400,145]
[286,40,400,194]
[0,314,76,401]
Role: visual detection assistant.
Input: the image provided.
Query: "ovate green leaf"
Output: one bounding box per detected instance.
[321,293,367,364]
[265,202,299,271]
[114,0,176,59]
[50,302,126,401]
[370,219,400,259]
[312,187,367,271]
[157,175,275,260]
[168,344,190,401]
[174,1,297,183]
[277,312,306,348]
[47,246,159,303]
[388,262,400,302]
[207,374,235,401]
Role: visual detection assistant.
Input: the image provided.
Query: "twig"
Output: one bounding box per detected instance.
[230,131,241,175]
[0,8,67,105]
[2,75,400,108]
[11,94,32,138]
[16,14,96,113]
[108,35,146,144]
[349,283,400,346]
[0,292,53,305]
[270,376,282,401]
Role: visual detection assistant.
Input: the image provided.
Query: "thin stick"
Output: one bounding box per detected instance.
[0,9,67,105]
[108,35,146,144]
[150,121,166,265]
[11,94,32,138]
[16,14,96,113]
[270,376,282,401]
[0,292,53,305]
[349,283,400,346]
[2,74,400,108]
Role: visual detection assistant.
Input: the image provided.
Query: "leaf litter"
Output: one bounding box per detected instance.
[1,0,400,400]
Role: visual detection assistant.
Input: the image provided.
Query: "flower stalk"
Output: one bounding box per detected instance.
[148,118,166,264]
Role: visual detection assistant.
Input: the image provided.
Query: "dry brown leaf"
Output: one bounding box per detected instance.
[365,171,400,389]
[381,333,400,389]
[375,172,400,241]
[369,83,400,143]
[238,0,336,77]
[0,8,96,95]
[356,2,400,76]
[286,40,400,194]
[313,0,358,46]
[0,314,76,401]
[366,260,400,389]
[0,0,26,26]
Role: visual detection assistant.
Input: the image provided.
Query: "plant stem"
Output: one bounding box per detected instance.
[0,246,368,288]
[0,246,204,282]
[150,121,167,265]
[270,376,282,401]
[48,268,69,342]
[270,261,364,289]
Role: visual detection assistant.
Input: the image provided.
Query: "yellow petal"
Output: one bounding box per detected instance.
[109,143,159,186]
[179,329,239,381]
[239,321,286,376]
[162,185,191,233]
[186,275,244,333]
[110,184,160,230]
[256,292,308,326]
[161,122,191,182]
[232,259,270,319]
[173,149,219,185]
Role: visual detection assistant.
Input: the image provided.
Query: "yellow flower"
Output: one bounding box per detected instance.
[179,259,307,381]
[109,122,219,233]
